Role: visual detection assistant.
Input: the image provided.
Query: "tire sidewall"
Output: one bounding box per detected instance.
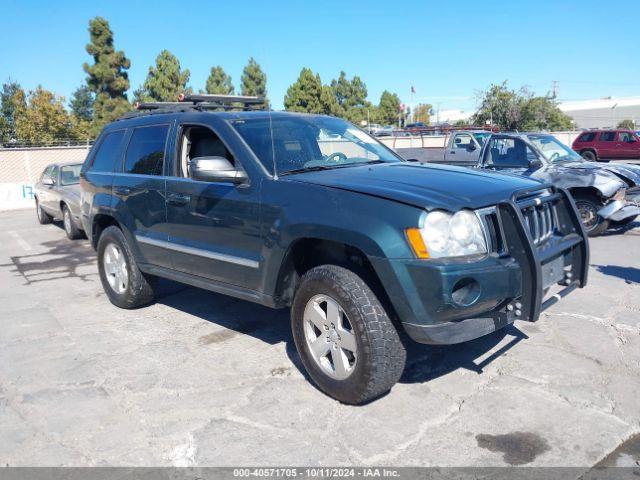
[97,227,136,308]
[581,151,596,162]
[574,196,609,236]
[291,269,375,403]
[63,205,74,239]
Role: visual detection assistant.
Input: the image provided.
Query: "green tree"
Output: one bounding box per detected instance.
[69,85,94,122]
[0,80,26,141]
[413,103,432,124]
[378,91,401,126]
[617,119,636,130]
[329,71,371,123]
[83,16,131,135]
[14,86,72,143]
[284,68,341,116]
[471,82,522,130]
[136,50,191,102]
[240,57,267,98]
[519,95,573,131]
[205,66,234,95]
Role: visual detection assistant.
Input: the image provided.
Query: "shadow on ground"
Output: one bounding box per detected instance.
[592,264,640,284]
[0,235,96,284]
[155,279,526,388]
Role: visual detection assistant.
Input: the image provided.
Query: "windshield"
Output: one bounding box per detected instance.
[473,132,492,146]
[60,164,82,185]
[527,135,583,163]
[230,115,401,175]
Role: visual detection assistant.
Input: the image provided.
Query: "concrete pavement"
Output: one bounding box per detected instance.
[0,208,639,467]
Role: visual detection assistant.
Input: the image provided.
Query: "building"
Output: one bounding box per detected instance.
[558,96,640,129]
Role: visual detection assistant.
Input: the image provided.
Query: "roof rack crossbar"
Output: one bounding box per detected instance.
[180,93,265,105]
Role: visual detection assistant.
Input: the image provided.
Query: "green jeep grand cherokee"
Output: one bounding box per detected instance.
[80,95,589,404]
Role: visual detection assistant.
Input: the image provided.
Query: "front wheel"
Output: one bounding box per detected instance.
[291,265,406,404]
[97,226,156,309]
[574,195,609,237]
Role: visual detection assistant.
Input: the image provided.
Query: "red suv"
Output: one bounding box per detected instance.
[572,130,640,161]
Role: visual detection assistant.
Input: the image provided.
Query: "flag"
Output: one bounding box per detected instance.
[411,85,416,94]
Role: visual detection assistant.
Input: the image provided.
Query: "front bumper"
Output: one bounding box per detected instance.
[599,187,640,222]
[376,187,589,345]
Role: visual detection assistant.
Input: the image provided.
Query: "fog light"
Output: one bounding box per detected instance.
[451,278,481,307]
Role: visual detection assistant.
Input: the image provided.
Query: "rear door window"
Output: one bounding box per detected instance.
[599,132,616,142]
[123,125,169,176]
[619,132,634,142]
[90,130,126,172]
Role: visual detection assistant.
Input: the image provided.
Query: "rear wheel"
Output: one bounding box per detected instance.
[574,194,609,236]
[291,265,406,404]
[97,226,156,309]
[580,150,597,162]
[35,198,53,225]
[62,204,83,240]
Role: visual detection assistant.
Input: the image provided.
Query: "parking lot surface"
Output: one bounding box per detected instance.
[1,208,639,467]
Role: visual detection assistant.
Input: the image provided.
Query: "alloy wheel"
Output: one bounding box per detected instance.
[576,201,598,230]
[103,243,129,294]
[303,294,357,380]
[63,209,71,234]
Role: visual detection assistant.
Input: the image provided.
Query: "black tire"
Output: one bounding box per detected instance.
[97,226,156,309]
[580,150,597,162]
[291,265,406,404]
[62,204,83,240]
[611,215,638,227]
[573,194,609,237]
[35,198,53,225]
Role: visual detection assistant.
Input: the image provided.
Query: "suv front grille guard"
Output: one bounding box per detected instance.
[495,186,589,322]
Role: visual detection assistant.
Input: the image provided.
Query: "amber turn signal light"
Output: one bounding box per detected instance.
[405,228,430,259]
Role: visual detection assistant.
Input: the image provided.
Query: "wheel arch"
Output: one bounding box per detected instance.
[272,237,396,319]
[91,214,122,249]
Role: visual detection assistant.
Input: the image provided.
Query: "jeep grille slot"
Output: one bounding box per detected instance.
[520,201,556,246]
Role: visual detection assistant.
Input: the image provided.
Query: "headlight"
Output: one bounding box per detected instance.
[406,209,487,259]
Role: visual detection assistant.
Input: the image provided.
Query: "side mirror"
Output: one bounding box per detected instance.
[529,158,543,169]
[467,143,477,152]
[189,156,248,184]
[42,176,54,186]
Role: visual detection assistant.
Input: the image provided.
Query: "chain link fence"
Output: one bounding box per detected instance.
[0,144,92,210]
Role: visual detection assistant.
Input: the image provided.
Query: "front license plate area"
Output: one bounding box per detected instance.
[541,255,566,289]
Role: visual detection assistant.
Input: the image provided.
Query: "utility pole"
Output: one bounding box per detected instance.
[551,80,559,99]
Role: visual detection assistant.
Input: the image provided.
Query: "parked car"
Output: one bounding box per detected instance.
[366,123,383,135]
[80,94,588,404]
[375,125,395,137]
[404,122,430,135]
[572,130,640,161]
[34,162,85,239]
[442,131,640,235]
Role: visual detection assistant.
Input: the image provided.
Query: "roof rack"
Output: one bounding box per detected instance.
[118,93,267,120]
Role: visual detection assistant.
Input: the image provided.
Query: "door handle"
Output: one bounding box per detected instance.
[113,186,132,196]
[167,192,191,206]
[450,150,456,154]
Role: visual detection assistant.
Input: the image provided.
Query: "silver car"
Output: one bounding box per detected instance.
[34,162,85,239]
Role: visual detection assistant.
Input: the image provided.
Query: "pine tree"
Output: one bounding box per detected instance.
[205,66,234,95]
[0,80,26,142]
[240,57,267,98]
[378,91,401,126]
[284,68,341,116]
[137,50,191,102]
[83,16,131,135]
[69,85,94,122]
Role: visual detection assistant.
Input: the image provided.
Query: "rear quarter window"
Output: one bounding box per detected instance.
[578,132,595,142]
[123,124,169,176]
[89,130,126,173]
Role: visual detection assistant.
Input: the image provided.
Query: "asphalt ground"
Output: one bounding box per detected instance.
[0,208,639,468]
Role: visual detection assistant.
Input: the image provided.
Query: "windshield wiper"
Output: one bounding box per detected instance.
[280,161,384,176]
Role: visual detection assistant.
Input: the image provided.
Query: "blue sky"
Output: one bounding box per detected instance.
[1,0,637,112]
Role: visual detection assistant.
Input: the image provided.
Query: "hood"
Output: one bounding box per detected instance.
[285,162,543,210]
[531,160,637,198]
